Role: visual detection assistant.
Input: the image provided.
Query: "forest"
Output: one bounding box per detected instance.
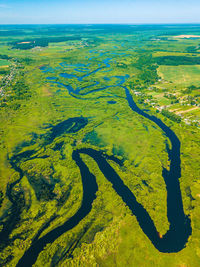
[155,56,200,65]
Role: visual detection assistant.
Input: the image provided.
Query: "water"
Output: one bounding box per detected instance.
[107,101,117,104]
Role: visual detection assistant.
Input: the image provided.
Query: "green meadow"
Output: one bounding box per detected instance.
[0,59,10,66]
[158,65,200,86]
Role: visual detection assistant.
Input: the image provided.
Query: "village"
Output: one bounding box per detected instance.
[131,83,200,127]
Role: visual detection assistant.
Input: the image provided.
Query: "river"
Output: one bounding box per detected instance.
[16,54,191,266]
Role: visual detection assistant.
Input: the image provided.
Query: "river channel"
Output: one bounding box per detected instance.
[16,53,191,266]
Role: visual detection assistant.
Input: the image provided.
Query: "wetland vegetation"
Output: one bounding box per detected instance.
[0,24,200,267]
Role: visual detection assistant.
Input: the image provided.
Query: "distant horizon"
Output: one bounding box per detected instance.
[0,23,200,26]
[0,0,200,24]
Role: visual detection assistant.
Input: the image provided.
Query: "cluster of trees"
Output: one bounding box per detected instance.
[11,78,31,100]
[183,85,199,94]
[164,93,179,104]
[0,54,12,60]
[0,76,31,108]
[0,69,9,75]
[138,65,158,84]
[11,36,82,50]
[161,109,181,123]
[133,54,159,85]
[17,58,34,65]
[155,56,200,65]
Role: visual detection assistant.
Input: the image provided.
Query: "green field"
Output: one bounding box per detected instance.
[158,65,200,86]
[0,59,10,66]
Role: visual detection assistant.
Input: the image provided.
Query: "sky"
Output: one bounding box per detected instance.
[0,0,200,24]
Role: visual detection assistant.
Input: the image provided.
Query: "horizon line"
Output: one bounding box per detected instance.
[0,22,200,26]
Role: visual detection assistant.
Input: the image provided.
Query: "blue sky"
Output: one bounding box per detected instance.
[0,0,200,24]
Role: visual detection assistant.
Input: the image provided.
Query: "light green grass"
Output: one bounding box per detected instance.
[158,65,200,86]
[0,59,10,66]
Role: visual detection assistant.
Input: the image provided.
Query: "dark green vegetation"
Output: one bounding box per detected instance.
[155,56,200,66]
[0,25,200,267]
[161,109,182,123]
[10,36,82,50]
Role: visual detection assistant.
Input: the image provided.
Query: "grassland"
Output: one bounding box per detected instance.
[158,65,200,86]
[0,59,10,67]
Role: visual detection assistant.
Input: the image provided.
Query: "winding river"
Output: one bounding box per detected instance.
[16,54,192,266]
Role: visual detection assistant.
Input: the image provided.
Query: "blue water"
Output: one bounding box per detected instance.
[107,101,117,104]
[46,77,57,80]
[60,73,78,79]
